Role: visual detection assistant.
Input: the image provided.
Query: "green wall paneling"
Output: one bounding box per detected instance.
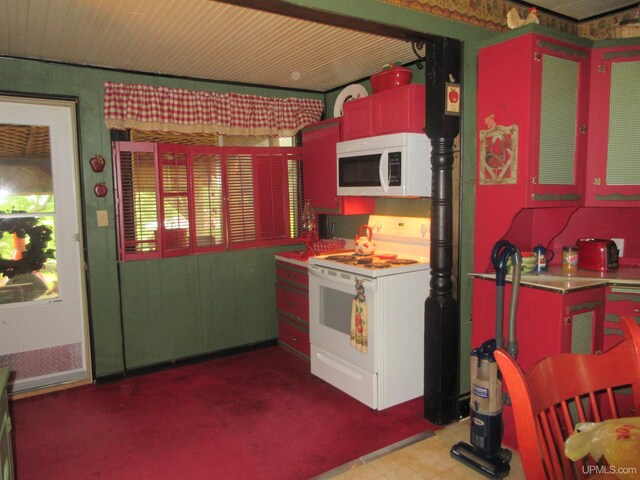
[0,55,320,377]
[119,247,289,371]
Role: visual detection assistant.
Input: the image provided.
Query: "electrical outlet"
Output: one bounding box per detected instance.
[96,210,109,227]
[612,238,624,257]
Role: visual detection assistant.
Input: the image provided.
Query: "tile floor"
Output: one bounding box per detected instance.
[319,418,525,479]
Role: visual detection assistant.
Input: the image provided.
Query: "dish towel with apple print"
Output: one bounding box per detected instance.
[350,279,368,352]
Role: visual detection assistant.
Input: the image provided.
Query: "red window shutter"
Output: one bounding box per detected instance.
[189,146,225,252]
[158,144,191,257]
[225,151,257,247]
[286,153,304,238]
[255,152,289,241]
[113,141,161,261]
[114,143,303,260]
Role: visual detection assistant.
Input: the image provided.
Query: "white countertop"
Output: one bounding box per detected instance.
[471,265,640,293]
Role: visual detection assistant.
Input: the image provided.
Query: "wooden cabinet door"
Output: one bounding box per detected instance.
[476,33,587,208]
[302,119,374,215]
[371,84,425,136]
[604,285,640,351]
[302,119,342,211]
[585,44,640,206]
[563,288,605,355]
[342,98,372,140]
[529,39,588,205]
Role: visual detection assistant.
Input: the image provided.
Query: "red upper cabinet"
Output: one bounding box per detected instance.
[585,43,640,206]
[342,84,425,141]
[477,32,590,209]
[302,118,374,215]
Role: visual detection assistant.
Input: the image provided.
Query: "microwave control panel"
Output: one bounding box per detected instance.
[388,152,401,186]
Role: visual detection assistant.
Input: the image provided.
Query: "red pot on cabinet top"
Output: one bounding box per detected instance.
[370,67,412,94]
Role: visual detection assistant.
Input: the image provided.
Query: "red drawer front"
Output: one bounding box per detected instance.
[276,285,309,321]
[278,320,310,358]
[276,264,308,288]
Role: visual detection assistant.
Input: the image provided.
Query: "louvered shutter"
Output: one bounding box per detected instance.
[158,144,191,257]
[255,152,288,241]
[225,151,257,247]
[254,150,303,242]
[113,142,161,261]
[189,145,225,252]
[286,153,304,238]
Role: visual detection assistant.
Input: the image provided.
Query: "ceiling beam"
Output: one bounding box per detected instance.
[213,0,438,42]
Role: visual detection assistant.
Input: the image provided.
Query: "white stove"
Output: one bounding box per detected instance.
[308,215,431,410]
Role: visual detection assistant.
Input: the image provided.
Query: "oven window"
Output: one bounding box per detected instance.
[320,287,353,335]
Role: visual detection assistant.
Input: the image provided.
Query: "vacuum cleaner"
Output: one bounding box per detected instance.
[451,240,522,479]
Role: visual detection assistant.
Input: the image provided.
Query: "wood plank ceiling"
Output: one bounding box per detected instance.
[0,0,424,92]
[0,0,636,93]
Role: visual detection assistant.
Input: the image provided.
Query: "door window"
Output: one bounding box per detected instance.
[0,124,58,304]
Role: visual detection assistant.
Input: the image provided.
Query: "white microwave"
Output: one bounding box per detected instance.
[336,132,432,197]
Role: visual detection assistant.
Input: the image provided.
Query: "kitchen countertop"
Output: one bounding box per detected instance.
[275,250,309,268]
[471,265,640,293]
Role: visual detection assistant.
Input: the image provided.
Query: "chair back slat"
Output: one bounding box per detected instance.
[588,391,602,422]
[494,316,640,479]
[605,387,618,419]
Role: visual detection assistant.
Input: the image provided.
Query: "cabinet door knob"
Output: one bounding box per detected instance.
[287,301,295,306]
[578,125,587,134]
[634,308,640,313]
[287,273,295,279]
[593,177,602,185]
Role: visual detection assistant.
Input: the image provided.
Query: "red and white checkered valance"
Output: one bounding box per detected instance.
[104,82,324,137]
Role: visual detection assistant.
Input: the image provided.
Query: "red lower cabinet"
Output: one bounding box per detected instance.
[275,259,309,360]
[472,279,605,448]
[604,285,640,350]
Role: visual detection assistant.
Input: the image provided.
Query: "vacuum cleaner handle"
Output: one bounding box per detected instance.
[491,240,513,286]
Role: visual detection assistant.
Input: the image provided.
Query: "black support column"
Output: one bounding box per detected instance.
[423,37,461,425]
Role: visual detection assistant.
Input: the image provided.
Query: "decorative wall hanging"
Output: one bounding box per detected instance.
[103,82,323,137]
[445,80,461,116]
[0,217,54,278]
[89,155,106,173]
[94,183,108,197]
[479,114,518,185]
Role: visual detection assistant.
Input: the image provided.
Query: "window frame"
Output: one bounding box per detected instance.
[112,141,303,261]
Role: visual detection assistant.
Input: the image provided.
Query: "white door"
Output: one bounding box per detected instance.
[0,96,90,393]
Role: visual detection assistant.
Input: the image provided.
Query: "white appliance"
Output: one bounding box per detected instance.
[336,132,432,197]
[308,215,430,410]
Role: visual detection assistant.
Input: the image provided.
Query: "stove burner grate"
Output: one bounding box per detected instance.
[324,255,355,262]
[387,258,418,265]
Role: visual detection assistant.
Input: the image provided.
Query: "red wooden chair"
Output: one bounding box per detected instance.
[494,316,640,480]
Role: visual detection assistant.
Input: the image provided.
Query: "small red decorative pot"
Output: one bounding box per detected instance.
[370,66,412,94]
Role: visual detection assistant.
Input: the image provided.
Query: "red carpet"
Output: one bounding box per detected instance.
[11,346,437,479]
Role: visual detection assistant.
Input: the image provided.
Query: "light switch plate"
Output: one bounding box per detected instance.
[97,210,109,227]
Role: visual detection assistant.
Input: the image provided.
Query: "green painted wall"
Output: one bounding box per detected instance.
[0,58,317,376]
[1,0,503,393]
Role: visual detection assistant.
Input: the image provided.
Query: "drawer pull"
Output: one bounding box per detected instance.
[634,308,640,313]
[289,336,297,343]
[288,273,296,279]
[287,301,295,306]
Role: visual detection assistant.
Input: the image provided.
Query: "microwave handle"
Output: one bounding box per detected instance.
[379,149,389,192]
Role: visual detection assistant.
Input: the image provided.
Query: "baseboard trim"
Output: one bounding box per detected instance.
[96,339,279,384]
